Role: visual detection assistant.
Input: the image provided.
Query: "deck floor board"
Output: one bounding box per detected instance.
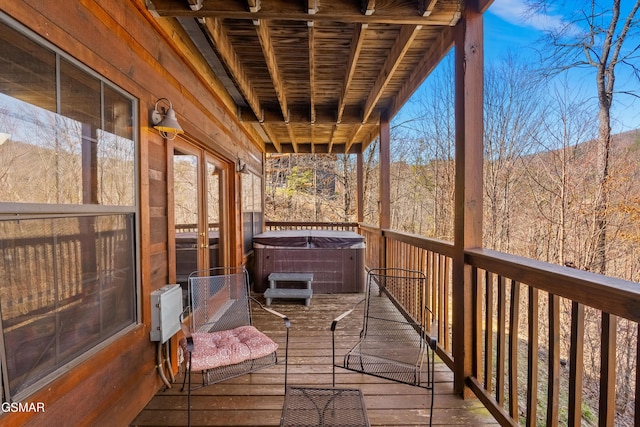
[132,294,498,426]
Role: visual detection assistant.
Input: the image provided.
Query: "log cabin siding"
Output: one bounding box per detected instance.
[0,1,260,425]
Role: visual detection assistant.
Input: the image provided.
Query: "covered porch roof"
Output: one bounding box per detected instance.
[146,0,469,154]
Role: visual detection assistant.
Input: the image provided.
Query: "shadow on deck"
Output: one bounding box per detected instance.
[132,294,498,426]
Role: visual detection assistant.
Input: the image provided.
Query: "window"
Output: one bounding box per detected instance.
[242,172,263,254]
[0,18,137,400]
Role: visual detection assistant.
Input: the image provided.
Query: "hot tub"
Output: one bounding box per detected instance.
[251,230,365,294]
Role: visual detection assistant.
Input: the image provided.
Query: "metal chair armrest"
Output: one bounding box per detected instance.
[251,296,291,329]
[331,298,364,331]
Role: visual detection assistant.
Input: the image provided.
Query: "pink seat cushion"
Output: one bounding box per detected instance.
[186,325,278,372]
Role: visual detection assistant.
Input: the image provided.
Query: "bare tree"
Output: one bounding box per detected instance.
[483,53,543,252]
[529,0,640,273]
[523,80,596,266]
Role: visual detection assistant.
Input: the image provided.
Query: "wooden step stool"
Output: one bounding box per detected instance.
[264,272,313,306]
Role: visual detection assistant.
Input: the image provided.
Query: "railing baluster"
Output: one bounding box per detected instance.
[485,271,494,393]
[599,312,617,427]
[526,287,539,427]
[568,301,585,427]
[508,280,520,419]
[636,323,639,427]
[443,255,450,352]
[547,293,560,426]
[497,275,506,405]
[473,266,482,382]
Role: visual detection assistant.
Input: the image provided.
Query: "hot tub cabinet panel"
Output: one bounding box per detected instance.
[252,230,365,294]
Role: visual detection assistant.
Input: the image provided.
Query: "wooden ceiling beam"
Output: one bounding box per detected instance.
[308,23,316,124]
[345,123,363,154]
[386,25,455,119]
[256,20,290,123]
[239,107,368,125]
[286,124,299,153]
[147,0,457,25]
[362,24,421,123]
[201,18,264,122]
[419,0,438,16]
[363,0,376,15]
[310,124,315,153]
[337,23,367,124]
[328,124,338,153]
[248,0,261,24]
[260,122,282,153]
[247,0,261,12]
[187,0,203,11]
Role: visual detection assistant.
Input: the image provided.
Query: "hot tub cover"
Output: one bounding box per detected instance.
[253,230,365,248]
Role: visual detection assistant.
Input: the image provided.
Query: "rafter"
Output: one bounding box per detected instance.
[247,0,261,12]
[363,0,375,15]
[308,23,316,124]
[386,25,455,119]
[362,24,421,123]
[287,124,298,153]
[308,0,318,15]
[256,20,289,123]
[201,18,263,122]
[310,124,315,153]
[337,23,367,124]
[187,0,202,11]
[260,122,282,153]
[248,0,260,24]
[419,0,438,16]
[328,124,338,153]
[345,123,363,154]
[240,107,363,125]
[147,0,456,25]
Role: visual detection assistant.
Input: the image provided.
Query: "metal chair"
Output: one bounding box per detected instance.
[279,305,371,427]
[179,267,290,426]
[332,267,436,426]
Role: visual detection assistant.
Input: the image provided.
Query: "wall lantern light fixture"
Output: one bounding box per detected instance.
[151,98,184,140]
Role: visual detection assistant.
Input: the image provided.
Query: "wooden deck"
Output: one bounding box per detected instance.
[132,294,498,426]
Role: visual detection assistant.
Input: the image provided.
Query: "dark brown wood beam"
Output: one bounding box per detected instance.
[201,18,264,122]
[379,118,391,230]
[286,124,298,153]
[239,106,372,125]
[385,24,455,119]
[419,0,438,16]
[337,23,367,124]
[363,0,376,15]
[362,24,421,123]
[147,0,461,25]
[308,23,316,124]
[247,0,260,12]
[256,20,290,123]
[260,122,282,153]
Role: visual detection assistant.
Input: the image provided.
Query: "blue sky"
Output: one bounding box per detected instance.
[484,0,640,133]
[396,1,639,137]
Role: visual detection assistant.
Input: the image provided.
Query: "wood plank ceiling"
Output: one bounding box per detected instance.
[146,0,461,154]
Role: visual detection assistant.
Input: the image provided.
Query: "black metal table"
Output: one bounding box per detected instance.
[280,386,370,427]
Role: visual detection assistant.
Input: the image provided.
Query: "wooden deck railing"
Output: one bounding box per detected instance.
[267,221,640,426]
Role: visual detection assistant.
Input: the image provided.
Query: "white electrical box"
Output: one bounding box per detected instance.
[150,284,183,343]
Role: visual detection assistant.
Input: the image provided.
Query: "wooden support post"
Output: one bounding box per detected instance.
[380,118,391,269]
[453,2,484,396]
[356,152,364,223]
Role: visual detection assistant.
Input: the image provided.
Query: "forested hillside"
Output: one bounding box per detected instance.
[264,129,640,282]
